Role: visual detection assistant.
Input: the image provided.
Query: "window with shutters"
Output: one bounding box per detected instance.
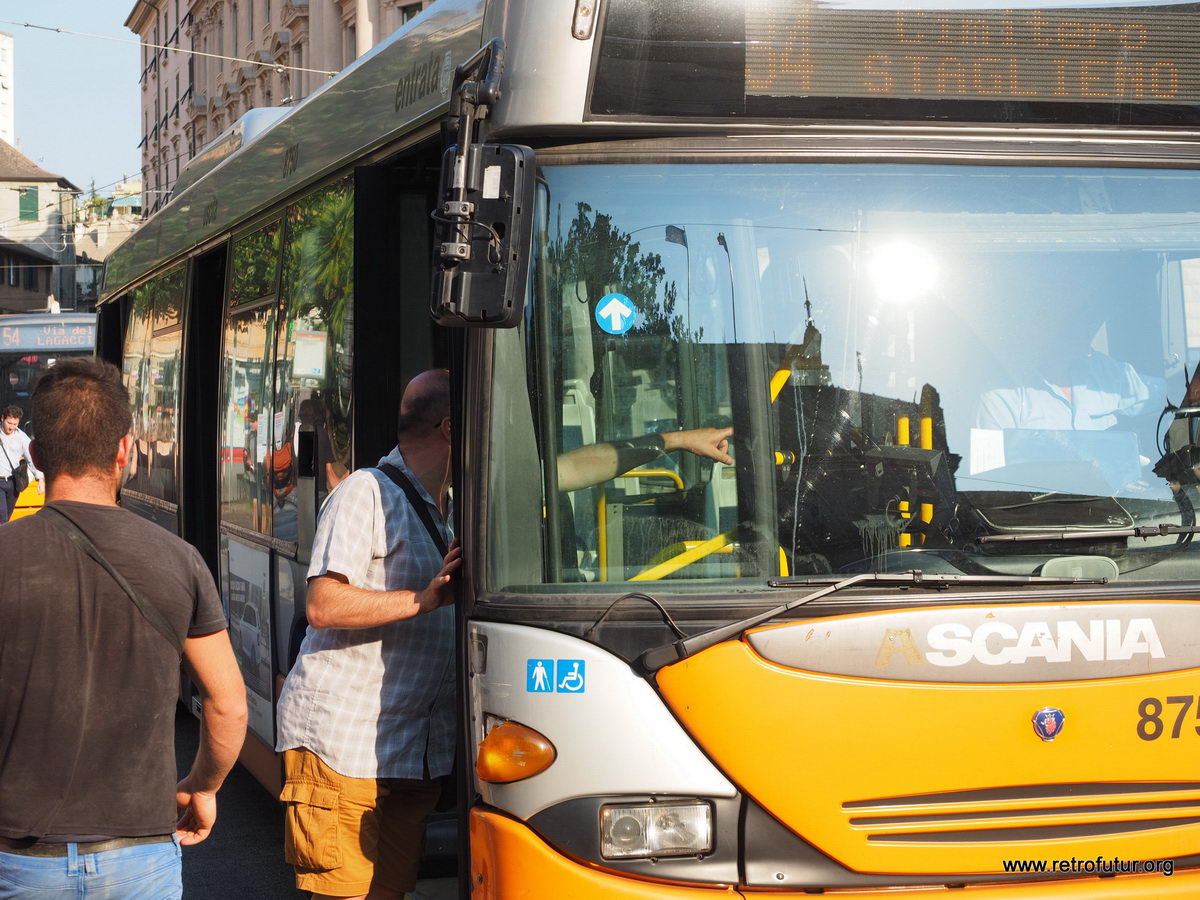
[18,186,38,221]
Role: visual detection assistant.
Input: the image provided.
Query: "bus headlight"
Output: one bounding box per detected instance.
[599,801,713,859]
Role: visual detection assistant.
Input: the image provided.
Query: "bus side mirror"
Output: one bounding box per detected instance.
[430,143,536,328]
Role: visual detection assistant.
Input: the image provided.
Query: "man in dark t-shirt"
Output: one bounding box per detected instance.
[0,359,247,900]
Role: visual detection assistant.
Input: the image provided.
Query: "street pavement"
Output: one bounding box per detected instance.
[174,708,458,899]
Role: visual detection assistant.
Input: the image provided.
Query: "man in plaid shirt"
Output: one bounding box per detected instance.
[276,370,460,900]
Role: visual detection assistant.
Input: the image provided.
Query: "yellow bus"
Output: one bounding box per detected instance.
[101,0,1200,894]
[0,312,96,519]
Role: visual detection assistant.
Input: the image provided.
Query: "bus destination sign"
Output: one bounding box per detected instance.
[745,3,1200,107]
[0,323,95,352]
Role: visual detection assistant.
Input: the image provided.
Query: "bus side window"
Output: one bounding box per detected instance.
[220,305,277,535]
[229,222,282,307]
[219,222,282,536]
[272,177,355,554]
[122,265,187,513]
[122,284,153,494]
[143,268,185,506]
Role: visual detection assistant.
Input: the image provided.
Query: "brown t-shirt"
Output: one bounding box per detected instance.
[0,501,227,839]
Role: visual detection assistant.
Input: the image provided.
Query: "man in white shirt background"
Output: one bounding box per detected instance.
[0,405,44,524]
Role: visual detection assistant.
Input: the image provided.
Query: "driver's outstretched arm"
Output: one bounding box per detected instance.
[557,442,621,493]
[663,427,733,465]
[556,427,734,492]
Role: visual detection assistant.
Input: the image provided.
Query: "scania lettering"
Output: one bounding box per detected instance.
[101,0,1200,895]
[925,618,1166,667]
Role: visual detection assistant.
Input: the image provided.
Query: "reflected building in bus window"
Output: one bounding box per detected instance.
[121,265,184,532]
[272,176,354,552]
[220,288,279,536]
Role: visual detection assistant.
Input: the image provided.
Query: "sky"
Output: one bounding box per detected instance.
[1,1,140,195]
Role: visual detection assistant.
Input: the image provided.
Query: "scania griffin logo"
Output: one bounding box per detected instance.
[1032,707,1066,741]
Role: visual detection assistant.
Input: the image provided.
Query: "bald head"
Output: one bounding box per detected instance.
[397,369,451,442]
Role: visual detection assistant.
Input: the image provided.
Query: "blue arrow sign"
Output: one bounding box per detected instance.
[596,293,636,335]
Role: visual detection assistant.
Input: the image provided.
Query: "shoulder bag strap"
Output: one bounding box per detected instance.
[377,463,450,558]
[39,506,184,657]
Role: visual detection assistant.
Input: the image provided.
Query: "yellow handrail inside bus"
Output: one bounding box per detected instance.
[613,467,685,491]
[675,539,736,556]
[770,346,806,402]
[630,531,733,581]
[598,467,688,580]
[769,321,824,403]
[627,535,790,582]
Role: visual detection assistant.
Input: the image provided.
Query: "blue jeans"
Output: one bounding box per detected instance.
[0,839,182,899]
[0,478,13,524]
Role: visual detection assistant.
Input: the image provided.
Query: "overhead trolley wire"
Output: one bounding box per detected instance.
[0,173,145,236]
[0,260,136,272]
[0,169,148,269]
[0,19,338,77]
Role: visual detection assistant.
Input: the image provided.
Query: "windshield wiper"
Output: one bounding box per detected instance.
[980,524,1200,544]
[635,570,1107,675]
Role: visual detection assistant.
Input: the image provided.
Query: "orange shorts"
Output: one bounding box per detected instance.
[281,748,441,896]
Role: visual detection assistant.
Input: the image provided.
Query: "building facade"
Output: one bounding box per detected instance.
[127,0,192,217]
[0,140,79,314]
[75,181,143,308]
[127,0,429,215]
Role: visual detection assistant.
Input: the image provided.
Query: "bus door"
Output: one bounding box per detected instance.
[217,180,357,789]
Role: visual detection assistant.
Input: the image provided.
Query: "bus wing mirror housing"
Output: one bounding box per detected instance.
[431,143,536,328]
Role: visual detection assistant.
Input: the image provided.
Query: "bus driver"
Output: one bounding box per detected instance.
[975,304,1166,432]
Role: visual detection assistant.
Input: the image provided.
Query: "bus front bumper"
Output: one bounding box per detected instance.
[470,808,1200,899]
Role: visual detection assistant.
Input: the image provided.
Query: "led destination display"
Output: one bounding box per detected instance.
[0,323,95,351]
[746,3,1200,105]
[590,0,1200,124]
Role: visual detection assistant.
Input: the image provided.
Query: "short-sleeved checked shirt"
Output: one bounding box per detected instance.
[275,447,455,779]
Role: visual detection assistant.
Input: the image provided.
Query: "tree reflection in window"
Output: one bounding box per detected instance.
[230,222,281,307]
[272,177,354,545]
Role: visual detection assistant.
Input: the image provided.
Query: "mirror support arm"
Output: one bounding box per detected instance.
[431,39,535,329]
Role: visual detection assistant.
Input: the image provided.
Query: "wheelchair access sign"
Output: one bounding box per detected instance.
[526,659,586,694]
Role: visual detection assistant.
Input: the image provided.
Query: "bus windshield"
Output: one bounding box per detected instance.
[487,161,1200,591]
